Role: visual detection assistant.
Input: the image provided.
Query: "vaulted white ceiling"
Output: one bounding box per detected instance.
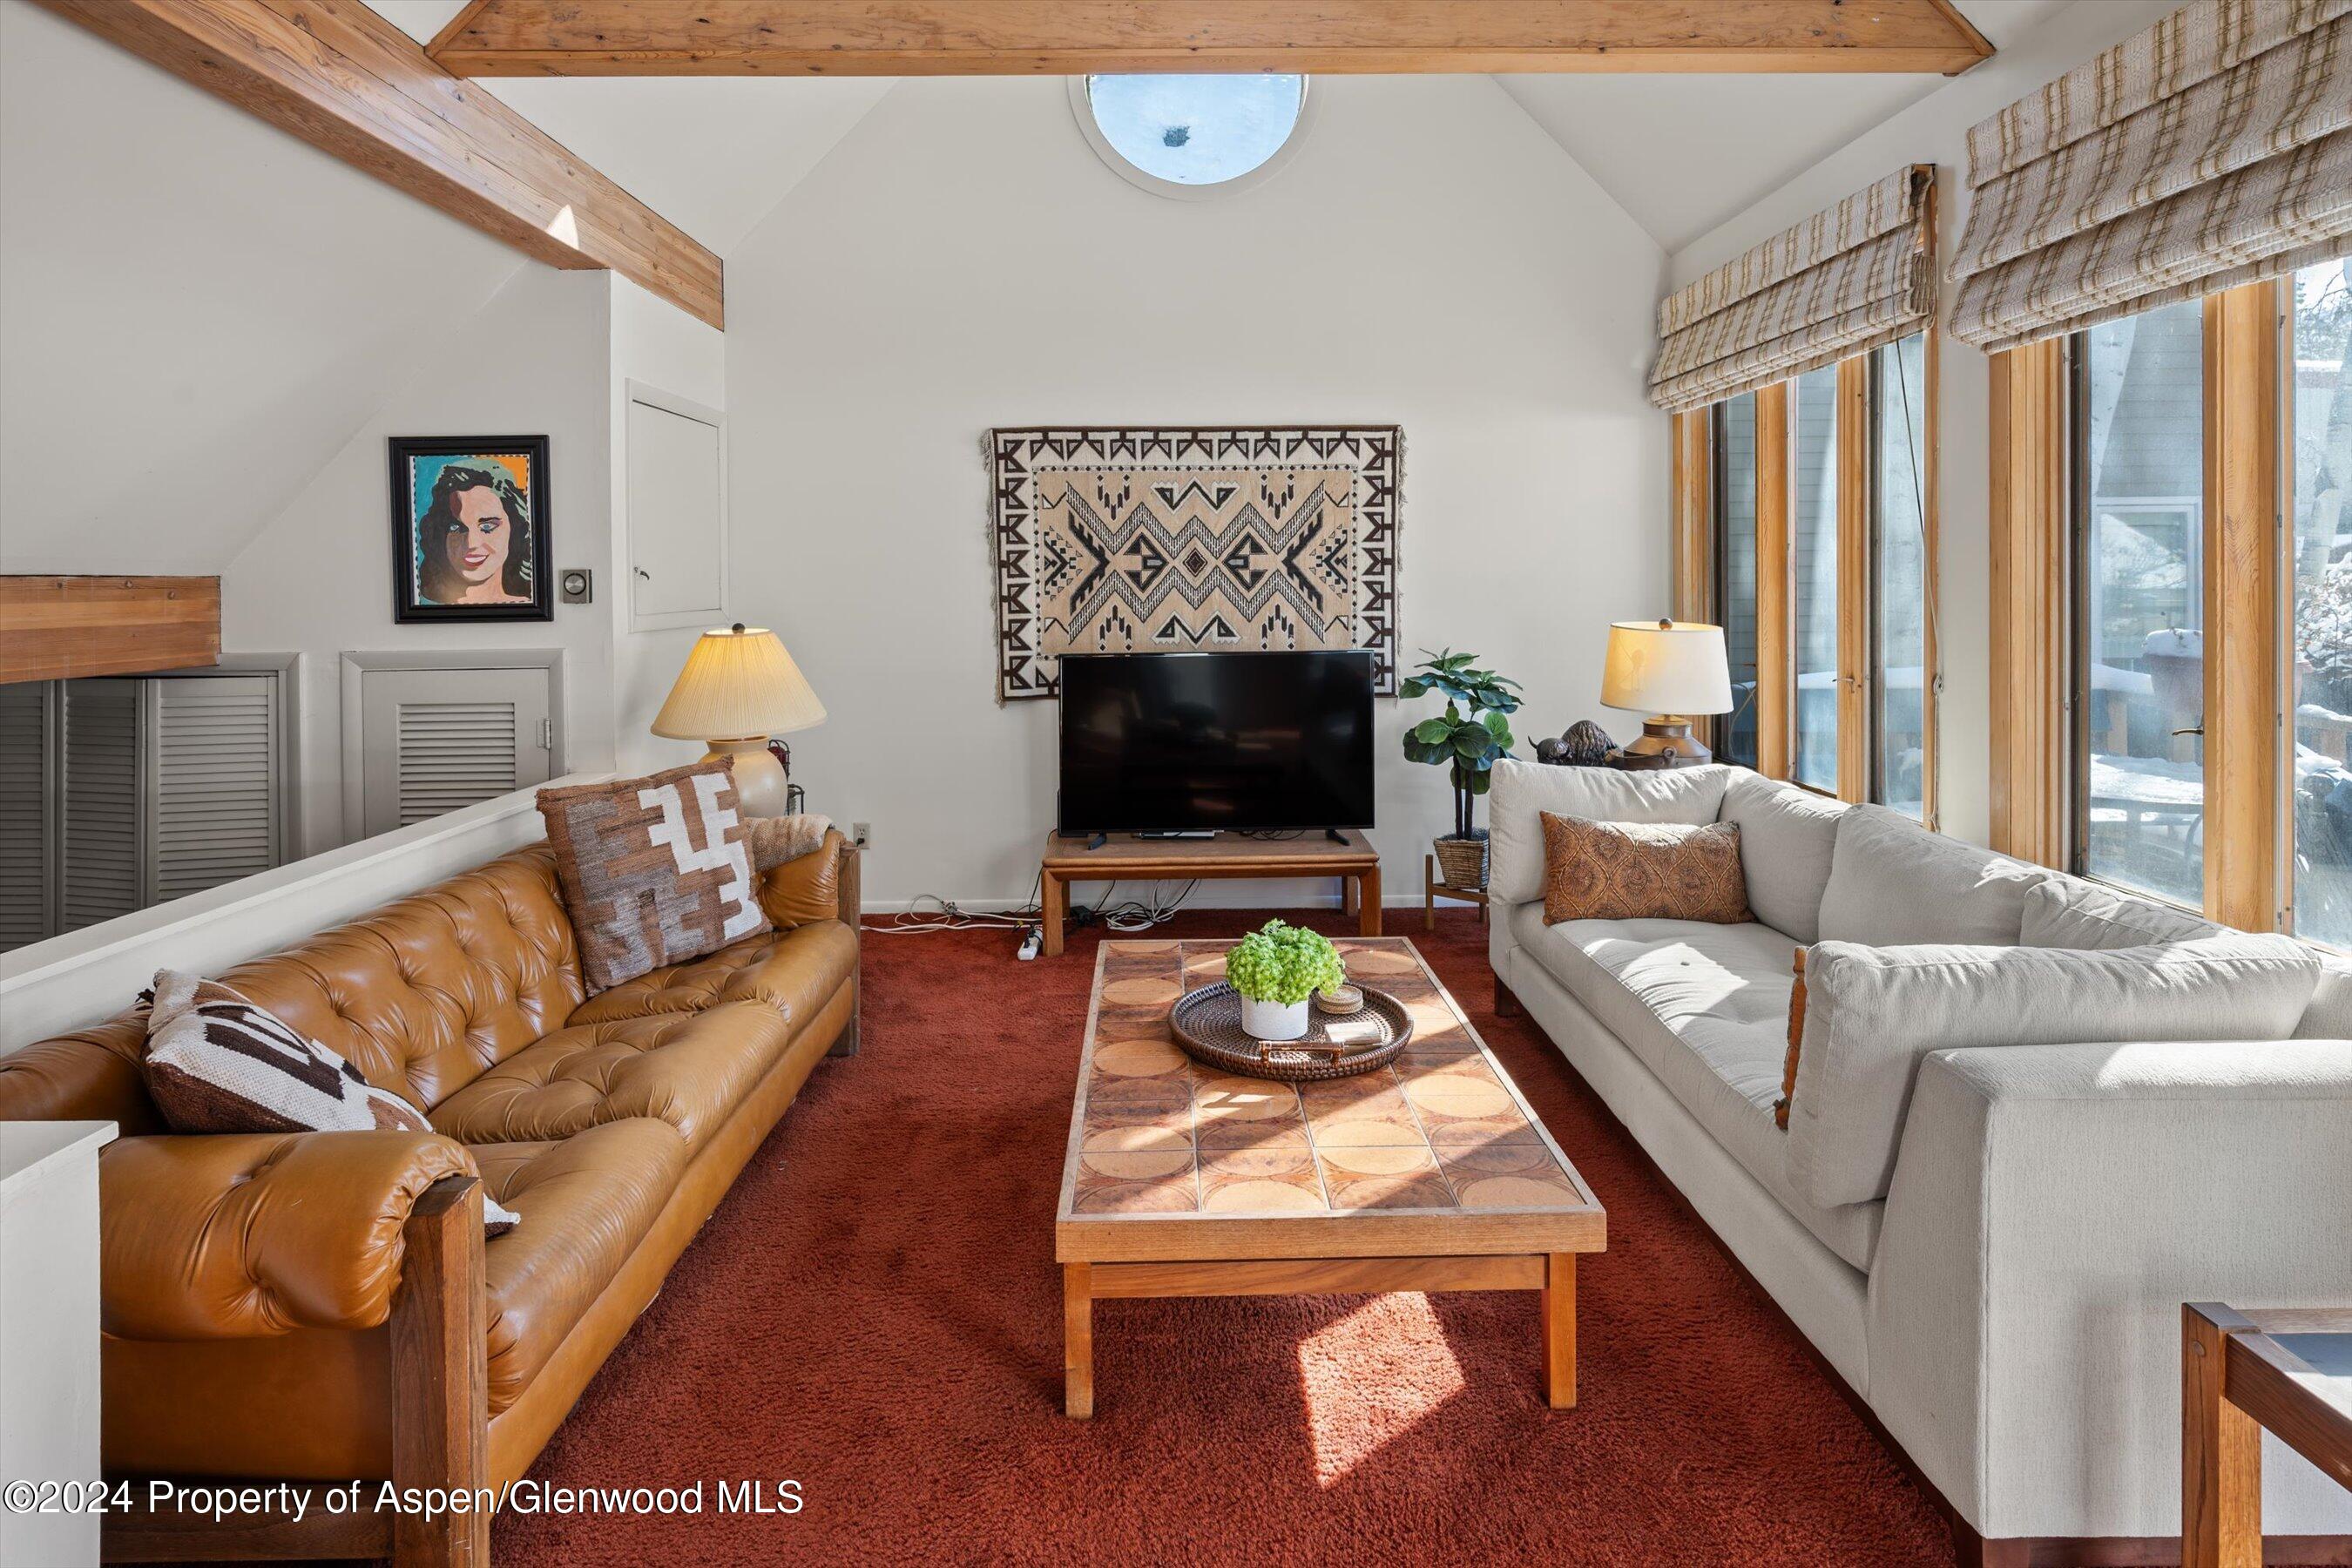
[379,0,2074,262]
[1496,0,2072,253]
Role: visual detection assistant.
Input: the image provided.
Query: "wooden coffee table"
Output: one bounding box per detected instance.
[1054,936,1605,1418]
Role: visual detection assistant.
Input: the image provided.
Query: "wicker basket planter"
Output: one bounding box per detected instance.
[1433,833,1489,891]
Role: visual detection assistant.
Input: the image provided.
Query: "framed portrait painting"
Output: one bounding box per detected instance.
[389,436,552,623]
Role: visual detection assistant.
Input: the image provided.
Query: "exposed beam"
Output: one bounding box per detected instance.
[0,576,220,684]
[36,0,723,327]
[428,0,1997,77]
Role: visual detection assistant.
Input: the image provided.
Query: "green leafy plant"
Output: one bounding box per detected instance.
[1224,919,1346,1005]
[1400,648,1522,840]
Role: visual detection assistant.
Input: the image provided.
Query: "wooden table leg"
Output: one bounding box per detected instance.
[1342,875,1358,920]
[1359,864,1382,936]
[1542,1253,1577,1410]
[1424,855,1435,932]
[2183,1302,2261,1568]
[1042,868,1066,958]
[1064,1262,1093,1418]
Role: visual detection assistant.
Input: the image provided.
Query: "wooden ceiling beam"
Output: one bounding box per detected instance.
[37,0,723,327]
[427,0,1996,78]
[0,577,221,684]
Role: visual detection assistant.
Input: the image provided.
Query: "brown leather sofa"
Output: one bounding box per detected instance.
[0,829,860,1565]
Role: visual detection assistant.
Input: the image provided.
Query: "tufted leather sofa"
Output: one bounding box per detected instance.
[0,828,859,1557]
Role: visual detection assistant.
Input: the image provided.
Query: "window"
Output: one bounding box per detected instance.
[2291,257,2352,946]
[1712,392,1761,768]
[2069,298,2207,909]
[1871,334,1931,816]
[1076,75,1309,197]
[1790,363,1841,792]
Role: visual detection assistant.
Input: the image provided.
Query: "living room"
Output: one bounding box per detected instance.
[0,0,2345,1564]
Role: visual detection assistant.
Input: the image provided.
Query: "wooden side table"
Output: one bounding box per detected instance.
[2182,1301,2352,1566]
[1423,853,1489,931]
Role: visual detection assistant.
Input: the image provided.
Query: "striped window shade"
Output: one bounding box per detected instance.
[1649,166,1935,415]
[1948,0,2350,353]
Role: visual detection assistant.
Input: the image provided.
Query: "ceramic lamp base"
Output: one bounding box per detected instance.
[703,737,791,817]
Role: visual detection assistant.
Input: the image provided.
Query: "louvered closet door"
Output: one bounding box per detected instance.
[152,675,280,901]
[358,666,551,840]
[0,683,53,950]
[58,679,142,931]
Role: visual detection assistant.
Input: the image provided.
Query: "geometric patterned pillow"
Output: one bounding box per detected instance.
[139,970,517,1236]
[537,760,767,993]
[1539,811,1753,925]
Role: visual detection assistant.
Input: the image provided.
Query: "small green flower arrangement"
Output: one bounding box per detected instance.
[1225,919,1347,1005]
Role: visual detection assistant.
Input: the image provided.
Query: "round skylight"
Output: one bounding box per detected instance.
[1076,74,1311,198]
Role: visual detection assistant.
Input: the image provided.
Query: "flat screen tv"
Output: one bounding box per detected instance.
[1057,651,1375,835]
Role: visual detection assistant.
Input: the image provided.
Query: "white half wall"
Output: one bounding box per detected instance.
[1666,0,2180,848]
[713,74,1667,909]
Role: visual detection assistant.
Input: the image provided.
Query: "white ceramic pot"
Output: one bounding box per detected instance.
[1240,994,1310,1042]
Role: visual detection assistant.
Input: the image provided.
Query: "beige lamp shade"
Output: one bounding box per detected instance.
[650,624,827,742]
[1600,619,1734,717]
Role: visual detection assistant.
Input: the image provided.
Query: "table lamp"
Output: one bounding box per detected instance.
[1600,618,1734,768]
[650,623,826,816]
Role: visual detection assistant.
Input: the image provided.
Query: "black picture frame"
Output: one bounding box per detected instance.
[389,435,553,623]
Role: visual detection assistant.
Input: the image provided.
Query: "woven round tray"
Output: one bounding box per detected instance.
[1168,983,1413,1082]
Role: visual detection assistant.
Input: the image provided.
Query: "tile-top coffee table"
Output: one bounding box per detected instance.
[1054,936,1605,1418]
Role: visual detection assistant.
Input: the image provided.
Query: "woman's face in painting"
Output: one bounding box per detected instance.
[440,486,512,591]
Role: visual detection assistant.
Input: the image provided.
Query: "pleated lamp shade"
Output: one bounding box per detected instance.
[650,625,827,741]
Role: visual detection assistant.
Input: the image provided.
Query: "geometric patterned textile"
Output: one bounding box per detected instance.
[537,762,766,993]
[1648,166,1935,414]
[1538,812,1754,926]
[1949,0,2351,352]
[989,427,1401,700]
[139,970,520,1233]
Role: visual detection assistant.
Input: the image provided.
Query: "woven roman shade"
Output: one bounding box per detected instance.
[1949,0,2351,353]
[1649,166,1935,415]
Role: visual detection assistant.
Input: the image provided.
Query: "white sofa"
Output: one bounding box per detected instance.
[1484,759,2352,1550]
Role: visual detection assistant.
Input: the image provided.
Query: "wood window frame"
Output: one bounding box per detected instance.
[1990,278,2290,931]
[1671,334,1938,821]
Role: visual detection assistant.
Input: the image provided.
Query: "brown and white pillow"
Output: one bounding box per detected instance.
[140,971,517,1236]
[1540,812,1753,925]
[537,761,767,991]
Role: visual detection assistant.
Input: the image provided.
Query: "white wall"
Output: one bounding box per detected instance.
[221,268,618,855]
[1666,0,2178,847]
[610,275,731,776]
[0,0,524,575]
[713,74,1667,908]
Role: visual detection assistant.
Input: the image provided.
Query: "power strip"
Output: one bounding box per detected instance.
[1016,923,1042,961]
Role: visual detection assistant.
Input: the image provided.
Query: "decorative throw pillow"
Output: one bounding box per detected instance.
[537,760,768,992]
[1774,948,1808,1131]
[1540,812,1753,926]
[140,971,518,1237]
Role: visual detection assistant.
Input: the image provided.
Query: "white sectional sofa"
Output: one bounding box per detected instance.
[1484,759,2352,1553]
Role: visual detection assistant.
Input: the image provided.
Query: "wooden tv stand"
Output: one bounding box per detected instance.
[1037,829,1381,957]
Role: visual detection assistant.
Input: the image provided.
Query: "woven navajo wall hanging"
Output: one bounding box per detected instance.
[988,426,1402,701]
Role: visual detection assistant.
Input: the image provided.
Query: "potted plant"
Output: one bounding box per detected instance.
[1401,648,1521,889]
[1225,919,1346,1042]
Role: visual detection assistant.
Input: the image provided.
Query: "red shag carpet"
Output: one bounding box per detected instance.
[490,908,1958,1566]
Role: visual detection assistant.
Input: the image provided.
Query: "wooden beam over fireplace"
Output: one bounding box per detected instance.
[426,0,1997,78]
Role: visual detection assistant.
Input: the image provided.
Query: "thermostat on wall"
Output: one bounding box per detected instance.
[558,568,593,605]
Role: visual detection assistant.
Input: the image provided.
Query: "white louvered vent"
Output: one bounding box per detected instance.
[395,700,522,826]
[0,683,51,951]
[60,679,141,931]
[152,675,280,901]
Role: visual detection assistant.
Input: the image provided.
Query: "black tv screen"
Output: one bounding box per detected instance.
[1057,652,1375,835]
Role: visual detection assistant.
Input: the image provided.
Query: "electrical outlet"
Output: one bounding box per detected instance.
[851,821,871,850]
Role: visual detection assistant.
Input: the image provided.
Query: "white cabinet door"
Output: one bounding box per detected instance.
[357,666,552,840]
[627,389,725,629]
